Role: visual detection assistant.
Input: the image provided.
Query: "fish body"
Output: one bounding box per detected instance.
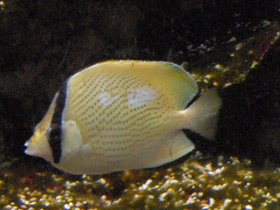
[25,60,221,175]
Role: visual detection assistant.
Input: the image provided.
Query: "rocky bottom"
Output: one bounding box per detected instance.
[1,153,280,210]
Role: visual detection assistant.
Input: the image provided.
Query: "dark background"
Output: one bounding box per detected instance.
[1,0,280,166]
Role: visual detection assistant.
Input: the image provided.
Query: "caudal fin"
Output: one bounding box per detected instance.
[184,89,222,140]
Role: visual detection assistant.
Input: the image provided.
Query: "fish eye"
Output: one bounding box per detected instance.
[48,127,62,142]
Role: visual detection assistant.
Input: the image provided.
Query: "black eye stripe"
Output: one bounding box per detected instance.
[49,127,62,141]
[49,80,68,164]
[48,126,63,163]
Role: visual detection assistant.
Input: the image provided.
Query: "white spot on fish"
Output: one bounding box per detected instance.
[98,93,119,106]
[127,87,157,108]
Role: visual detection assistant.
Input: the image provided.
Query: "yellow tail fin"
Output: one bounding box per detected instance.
[183,89,222,140]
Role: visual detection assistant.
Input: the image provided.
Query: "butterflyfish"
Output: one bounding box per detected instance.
[25,60,221,175]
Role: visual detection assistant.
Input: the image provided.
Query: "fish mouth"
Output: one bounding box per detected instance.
[24,139,32,155]
[24,140,30,147]
[23,136,53,162]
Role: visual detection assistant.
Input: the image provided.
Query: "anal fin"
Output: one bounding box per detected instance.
[145,131,195,168]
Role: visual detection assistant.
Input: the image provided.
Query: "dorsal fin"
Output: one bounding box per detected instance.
[68,60,199,109]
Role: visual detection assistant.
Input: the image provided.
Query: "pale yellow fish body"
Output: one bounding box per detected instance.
[25,60,221,175]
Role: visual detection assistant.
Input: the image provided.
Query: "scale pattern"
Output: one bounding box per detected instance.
[65,70,177,168]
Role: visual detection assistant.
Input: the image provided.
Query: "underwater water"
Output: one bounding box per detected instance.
[1,0,280,209]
